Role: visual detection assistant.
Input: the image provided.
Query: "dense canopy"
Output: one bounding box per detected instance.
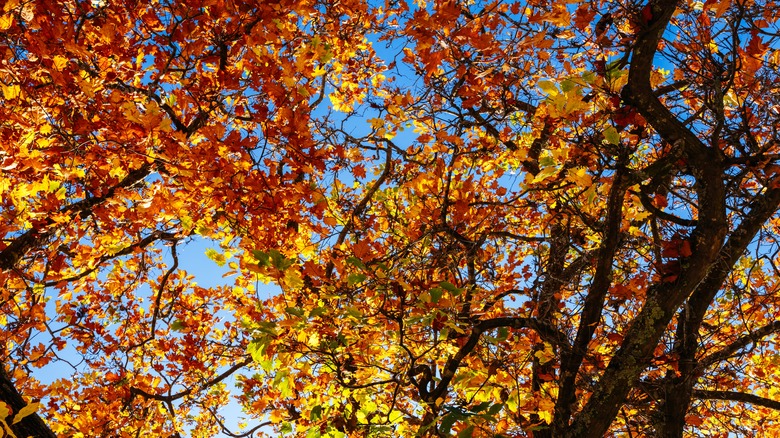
[2,0,780,436]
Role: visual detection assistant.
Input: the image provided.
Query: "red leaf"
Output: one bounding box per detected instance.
[431,314,447,331]
[353,164,366,179]
[613,106,637,129]
[640,5,653,24]
[686,415,705,426]
[662,241,679,258]
[537,372,555,382]
[595,59,607,76]
[679,240,693,257]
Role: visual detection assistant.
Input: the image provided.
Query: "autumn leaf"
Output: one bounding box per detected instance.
[0,402,8,419]
[1,1,780,438]
[603,126,620,144]
[537,80,559,96]
[1,84,20,100]
[12,403,40,425]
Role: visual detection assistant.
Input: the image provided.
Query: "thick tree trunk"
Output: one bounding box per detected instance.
[654,373,694,438]
[0,366,57,438]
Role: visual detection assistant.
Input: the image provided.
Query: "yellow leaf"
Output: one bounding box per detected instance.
[12,402,40,424]
[0,401,9,419]
[0,14,13,30]
[108,165,125,179]
[567,166,592,187]
[3,0,20,12]
[537,398,554,423]
[531,165,560,184]
[537,80,559,96]
[2,84,20,100]
[534,344,555,364]
[19,130,36,148]
[205,248,227,266]
[52,55,69,71]
[282,268,304,290]
[538,398,555,411]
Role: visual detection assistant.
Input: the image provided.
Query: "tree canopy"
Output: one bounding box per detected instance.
[2,0,780,436]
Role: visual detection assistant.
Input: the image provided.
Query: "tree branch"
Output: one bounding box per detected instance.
[693,390,780,410]
[556,168,629,429]
[698,320,780,370]
[426,316,571,403]
[0,163,153,272]
[566,0,728,435]
[130,357,252,403]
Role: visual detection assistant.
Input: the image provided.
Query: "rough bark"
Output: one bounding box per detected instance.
[658,185,780,437]
[565,0,729,435]
[554,168,628,433]
[0,366,57,438]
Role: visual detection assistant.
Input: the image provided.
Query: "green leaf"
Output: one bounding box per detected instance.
[309,306,327,318]
[270,249,294,270]
[430,287,443,303]
[346,256,366,270]
[471,401,492,413]
[581,71,596,84]
[247,338,270,362]
[326,428,346,438]
[585,185,598,204]
[406,315,425,325]
[486,403,503,417]
[439,281,461,296]
[285,306,305,318]
[273,370,292,396]
[171,320,185,331]
[252,249,294,270]
[539,155,556,168]
[346,306,362,319]
[254,320,278,335]
[603,126,620,145]
[252,249,271,267]
[606,62,626,80]
[311,405,323,421]
[560,79,577,93]
[347,273,367,286]
[439,412,458,435]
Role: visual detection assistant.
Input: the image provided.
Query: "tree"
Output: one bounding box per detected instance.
[1,0,780,436]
